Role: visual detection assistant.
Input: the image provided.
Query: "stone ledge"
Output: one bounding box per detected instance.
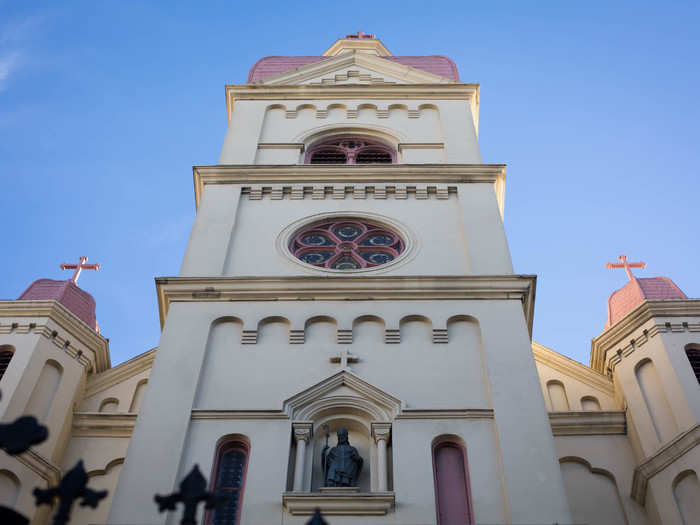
[282,491,395,515]
[549,411,627,436]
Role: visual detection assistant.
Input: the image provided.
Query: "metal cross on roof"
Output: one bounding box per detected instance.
[606,254,646,281]
[346,31,375,39]
[60,256,100,284]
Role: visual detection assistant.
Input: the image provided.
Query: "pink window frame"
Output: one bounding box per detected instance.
[290,219,405,269]
[432,437,475,525]
[205,439,250,525]
[304,136,396,164]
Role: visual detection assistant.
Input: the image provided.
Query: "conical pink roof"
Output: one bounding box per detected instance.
[605,277,686,328]
[18,279,97,330]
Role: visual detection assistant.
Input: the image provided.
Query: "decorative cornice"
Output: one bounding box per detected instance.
[590,299,700,373]
[631,424,700,504]
[532,342,614,396]
[190,410,289,420]
[154,275,536,336]
[84,348,156,398]
[282,491,395,515]
[192,164,506,215]
[395,408,494,420]
[226,81,479,132]
[12,449,61,485]
[548,411,626,436]
[0,300,110,372]
[71,412,137,437]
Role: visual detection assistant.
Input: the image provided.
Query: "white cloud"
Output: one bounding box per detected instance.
[0,51,21,92]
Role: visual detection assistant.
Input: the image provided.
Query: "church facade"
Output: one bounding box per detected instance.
[1,34,699,525]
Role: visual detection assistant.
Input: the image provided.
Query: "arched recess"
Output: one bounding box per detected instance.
[446,315,482,344]
[283,371,401,493]
[0,469,20,507]
[352,315,386,345]
[559,457,628,525]
[547,380,570,411]
[400,315,432,344]
[257,316,290,344]
[129,379,148,412]
[296,125,404,153]
[205,434,250,525]
[305,135,396,164]
[70,459,124,525]
[99,397,119,413]
[635,358,678,443]
[0,344,14,382]
[684,344,700,384]
[581,396,601,411]
[432,435,473,525]
[673,470,700,525]
[305,316,338,345]
[25,359,63,422]
[194,317,243,406]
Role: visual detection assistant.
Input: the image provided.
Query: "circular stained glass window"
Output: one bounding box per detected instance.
[290,219,405,270]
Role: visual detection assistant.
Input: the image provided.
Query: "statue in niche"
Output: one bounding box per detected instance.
[321,427,363,487]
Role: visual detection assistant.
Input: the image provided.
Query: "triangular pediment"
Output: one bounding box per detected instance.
[283,370,403,421]
[256,52,455,86]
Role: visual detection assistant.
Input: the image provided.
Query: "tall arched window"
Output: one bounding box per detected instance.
[684,345,700,384]
[0,345,14,382]
[305,137,395,164]
[432,437,473,525]
[207,439,249,525]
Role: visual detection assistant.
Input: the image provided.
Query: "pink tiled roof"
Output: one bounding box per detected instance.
[247,55,460,83]
[18,279,97,330]
[605,277,687,329]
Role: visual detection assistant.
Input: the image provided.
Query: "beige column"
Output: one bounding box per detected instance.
[292,422,313,492]
[372,422,392,492]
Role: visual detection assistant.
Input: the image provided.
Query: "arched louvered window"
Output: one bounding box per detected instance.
[432,437,473,525]
[685,345,700,384]
[207,440,249,525]
[306,137,395,164]
[0,346,15,382]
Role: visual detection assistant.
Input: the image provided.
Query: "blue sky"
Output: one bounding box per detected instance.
[1,1,698,366]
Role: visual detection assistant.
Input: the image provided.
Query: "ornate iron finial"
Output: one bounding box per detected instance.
[306,507,329,525]
[154,464,225,525]
[33,460,108,525]
[60,256,100,284]
[606,254,646,282]
[0,390,49,455]
[0,415,49,455]
[0,506,29,525]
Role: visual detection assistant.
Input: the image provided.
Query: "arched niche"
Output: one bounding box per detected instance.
[547,380,570,411]
[284,371,400,494]
[257,316,290,344]
[635,358,678,443]
[25,359,63,422]
[99,397,120,413]
[559,457,627,525]
[673,469,700,524]
[305,316,338,345]
[399,315,432,343]
[129,379,148,412]
[352,315,385,345]
[0,469,20,507]
[194,317,243,406]
[581,396,601,411]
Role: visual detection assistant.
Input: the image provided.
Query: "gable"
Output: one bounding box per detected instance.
[252,52,458,86]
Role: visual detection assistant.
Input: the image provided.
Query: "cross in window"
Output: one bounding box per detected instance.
[330,349,359,371]
[605,254,646,282]
[60,256,100,284]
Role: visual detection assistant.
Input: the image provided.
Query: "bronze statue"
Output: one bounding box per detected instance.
[321,427,363,487]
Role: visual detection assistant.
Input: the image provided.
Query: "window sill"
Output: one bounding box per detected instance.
[282,490,395,515]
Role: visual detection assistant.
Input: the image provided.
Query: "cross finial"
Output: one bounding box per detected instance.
[60,256,100,284]
[330,349,359,371]
[33,460,108,525]
[606,254,646,282]
[345,31,375,39]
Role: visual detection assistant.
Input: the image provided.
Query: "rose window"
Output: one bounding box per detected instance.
[290,219,405,270]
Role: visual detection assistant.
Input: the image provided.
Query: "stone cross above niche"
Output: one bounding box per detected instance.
[329,349,359,371]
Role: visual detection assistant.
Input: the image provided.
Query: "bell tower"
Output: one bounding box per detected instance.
[108,35,573,525]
